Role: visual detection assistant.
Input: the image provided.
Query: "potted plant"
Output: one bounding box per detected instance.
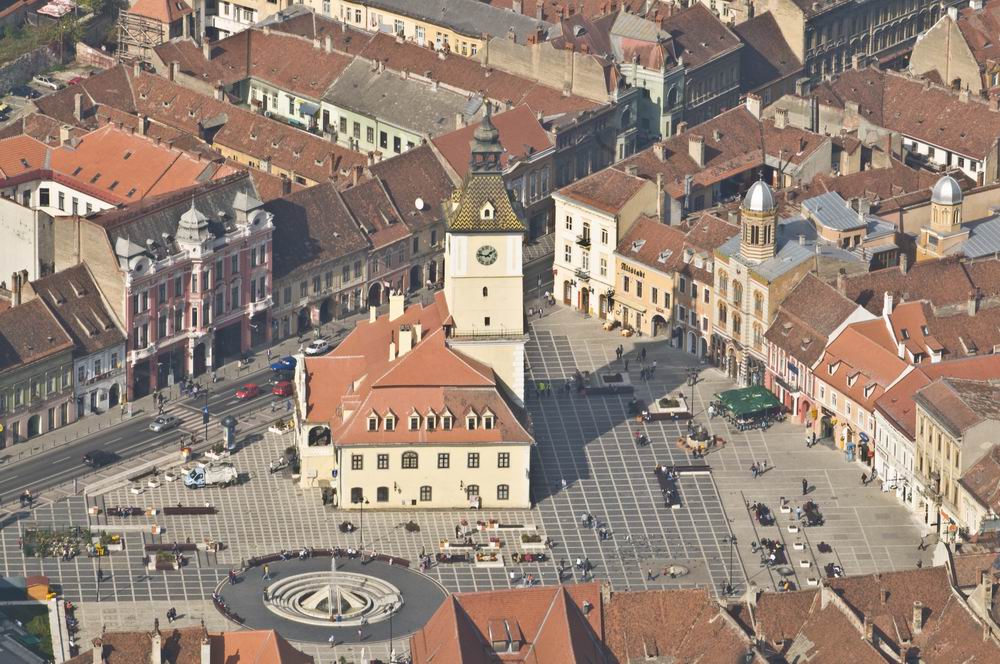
[404,521,420,533]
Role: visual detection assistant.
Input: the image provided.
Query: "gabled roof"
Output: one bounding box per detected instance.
[557,167,649,214]
[447,172,526,233]
[914,377,1000,437]
[0,298,74,374]
[127,0,192,24]
[615,215,686,273]
[765,273,863,366]
[368,144,456,232]
[30,264,124,356]
[432,105,553,178]
[661,3,741,70]
[816,319,908,408]
[733,11,801,92]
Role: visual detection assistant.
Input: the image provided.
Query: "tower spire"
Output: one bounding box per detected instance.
[468,101,503,174]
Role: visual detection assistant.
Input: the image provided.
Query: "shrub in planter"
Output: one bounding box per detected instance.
[404,521,420,533]
[521,533,542,544]
[338,521,356,533]
[210,443,225,455]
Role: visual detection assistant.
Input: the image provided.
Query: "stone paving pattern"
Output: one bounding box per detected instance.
[0,308,931,663]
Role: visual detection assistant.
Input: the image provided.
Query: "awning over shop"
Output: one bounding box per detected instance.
[715,385,782,417]
[299,101,319,116]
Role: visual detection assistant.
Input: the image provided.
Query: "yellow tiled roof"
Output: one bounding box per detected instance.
[446,172,526,233]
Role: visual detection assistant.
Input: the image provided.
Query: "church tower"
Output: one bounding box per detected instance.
[739,180,778,262]
[918,174,968,261]
[443,104,527,403]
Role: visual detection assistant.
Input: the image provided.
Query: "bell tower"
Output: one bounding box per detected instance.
[442,104,527,403]
[739,180,778,263]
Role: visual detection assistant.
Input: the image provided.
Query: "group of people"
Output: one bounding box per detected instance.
[18,490,33,508]
[749,460,769,478]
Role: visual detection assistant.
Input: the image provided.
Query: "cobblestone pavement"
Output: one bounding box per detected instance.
[0,307,928,663]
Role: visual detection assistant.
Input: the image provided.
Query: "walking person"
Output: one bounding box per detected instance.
[861,473,868,486]
[624,359,629,372]
[795,506,802,521]
[651,360,657,376]
[760,459,767,474]
[261,564,271,581]
[641,347,647,361]
[801,478,808,496]
[750,463,758,479]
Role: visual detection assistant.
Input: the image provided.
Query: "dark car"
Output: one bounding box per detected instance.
[270,356,297,372]
[9,85,39,99]
[268,370,294,386]
[83,450,118,468]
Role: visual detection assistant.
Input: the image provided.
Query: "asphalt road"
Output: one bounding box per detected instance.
[0,366,285,500]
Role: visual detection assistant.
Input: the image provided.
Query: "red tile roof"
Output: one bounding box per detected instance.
[765,272,862,367]
[557,167,649,213]
[0,298,74,374]
[128,0,192,24]
[410,583,604,664]
[661,3,742,70]
[432,105,553,178]
[615,215,687,273]
[914,377,1000,437]
[733,12,802,92]
[816,319,908,410]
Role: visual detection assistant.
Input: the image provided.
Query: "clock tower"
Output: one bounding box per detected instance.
[443,104,527,402]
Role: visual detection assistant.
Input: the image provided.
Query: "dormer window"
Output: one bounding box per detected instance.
[480,202,494,220]
[466,414,478,430]
[409,414,420,431]
[385,413,396,431]
[427,414,437,430]
[367,415,379,432]
[847,372,859,387]
[828,361,840,375]
[442,414,453,430]
[483,409,495,430]
[900,328,910,340]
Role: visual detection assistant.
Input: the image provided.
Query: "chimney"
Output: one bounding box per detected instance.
[202,40,211,60]
[948,5,959,20]
[91,639,104,664]
[73,93,83,122]
[745,93,762,119]
[59,125,71,146]
[899,253,909,274]
[863,616,874,643]
[971,0,984,9]
[150,629,162,664]
[200,634,211,664]
[676,121,688,134]
[883,291,894,317]
[512,0,522,13]
[727,210,738,225]
[388,291,404,321]
[455,113,465,130]
[798,234,807,246]
[969,289,979,316]
[325,34,333,53]
[388,341,397,361]
[656,173,664,221]
[398,325,413,356]
[652,142,666,161]
[536,4,543,19]
[312,37,321,50]
[133,60,142,78]
[880,588,889,605]
[774,107,789,130]
[369,306,377,323]
[214,84,225,102]
[900,643,911,663]
[12,271,22,306]
[413,322,422,343]
[836,268,847,294]
[689,135,705,167]
[168,61,179,82]
[983,570,995,607]
[986,621,993,642]
[139,115,148,136]
[912,601,924,634]
[852,53,866,70]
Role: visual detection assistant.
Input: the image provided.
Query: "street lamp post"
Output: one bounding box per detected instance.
[687,368,698,415]
[202,389,210,445]
[357,496,369,552]
[723,535,737,596]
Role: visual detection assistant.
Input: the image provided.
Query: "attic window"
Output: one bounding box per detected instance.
[781,322,792,336]
[921,325,929,335]
[385,414,396,431]
[108,181,119,191]
[864,384,876,399]
[827,361,840,375]
[20,158,30,168]
[847,372,859,387]
[367,415,379,431]
[90,173,101,183]
[466,414,478,430]
[480,202,494,221]
[409,414,420,431]
[442,414,453,430]
[426,414,437,430]
[631,239,646,252]
[657,250,672,263]
[126,188,137,198]
[900,328,910,340]
[483,414,495,430]
[123,151,132,160]
[72,166,82,176]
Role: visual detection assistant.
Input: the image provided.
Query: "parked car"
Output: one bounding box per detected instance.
[268,370,294,386]
[83,450,118,467]
[272,380,294,397]
[66,75,83,86]
[304,338,332,356]
[31,75,63,90]
[270,356,297,371]
[9,85,39,99]
[149,414,180,432]
[184,462,239,488]
[0,102,10,120]
[235,383,259,399]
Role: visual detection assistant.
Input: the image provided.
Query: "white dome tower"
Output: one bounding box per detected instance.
[739,180,778,262]
[930,175,963,234]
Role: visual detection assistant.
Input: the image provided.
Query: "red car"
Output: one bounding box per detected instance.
[272,381,294,397]
[235,383,259,399]
[67,76,84,86]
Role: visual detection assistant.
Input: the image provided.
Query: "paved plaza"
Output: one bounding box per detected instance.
[0,307,933,662]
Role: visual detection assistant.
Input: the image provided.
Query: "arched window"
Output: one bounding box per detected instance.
[732,282,743,306]
[718,303,727,325]
[719,273,728,297]
[753,323,763,349]
[754,292,764,317]
[401,451,418,469]
[666,86,679,108]
[419,485,432,502]
[732,313,742,335]
[482,286,488,297]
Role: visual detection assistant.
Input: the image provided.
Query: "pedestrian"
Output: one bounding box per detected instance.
[262,564,270,581]
[795,506,802,521]
[561,478,567,490]
[917,536,926,551]
[641,347,647,361]
[651,360,657,376]
[916,558,923,568]
[801,478,808,496]
[357,628,363,642]
[328,635,337,648]
[624,359,629,372]
[760,459,767,473]
[861,473,868,486]
[647,568,654,581]
[286,400,292,412]
[267,348,272,360]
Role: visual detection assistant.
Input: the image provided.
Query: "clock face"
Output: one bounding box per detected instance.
[476,245,498,265]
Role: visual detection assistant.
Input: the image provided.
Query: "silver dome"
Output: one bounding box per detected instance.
[743,180,776,213]
[931,175,963,206]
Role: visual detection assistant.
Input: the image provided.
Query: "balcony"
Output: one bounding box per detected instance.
[574,267,590,281]
[576,233,591,247]
[247,295,273,317]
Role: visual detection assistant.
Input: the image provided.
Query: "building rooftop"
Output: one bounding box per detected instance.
[127,0,192,23]
[368,143,457,232]
[615,215,687,273]
[324,60,483,140]
[765,272,863,367]
[802,191,870,231]
[67,627,313,664]
[813,68,1000,160]
[557,167,649,214]
[661,4,741,70]
[961,444,1000,518]
[432,105,552,178]
[841,256,979,315]
[263,181,371,282]
[733,11,801,92]
[816,318,908,411]
[29,264,124,356]
[485,0,647,23]
[914,377,1000,438]
[362,0,551,42]
[0,298,74,375]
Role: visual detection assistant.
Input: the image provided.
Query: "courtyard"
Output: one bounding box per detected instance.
[0,307,929,662]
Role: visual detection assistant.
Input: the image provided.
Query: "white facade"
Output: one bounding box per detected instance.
[902,136,981,182]
[873,409,917,510]
[74,344,127,417]
[551,196,622,318]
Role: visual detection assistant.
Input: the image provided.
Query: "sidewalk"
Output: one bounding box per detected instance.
[0,317,354,469]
